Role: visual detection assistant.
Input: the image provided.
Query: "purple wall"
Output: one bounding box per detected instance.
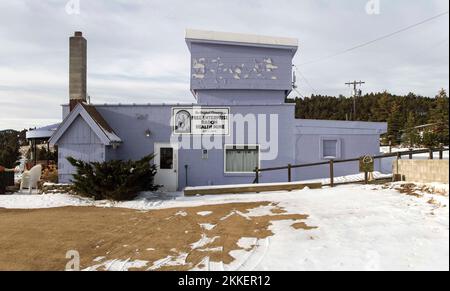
[55,33,387,189]
[196,90,287,105]
[90,103,296,188]
[58,116,105,183]
[189,42,294,93]
[293,119,387,180]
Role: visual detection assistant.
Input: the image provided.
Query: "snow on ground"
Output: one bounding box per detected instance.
[0,182,448,271]
[84,259,148,271]
[301,171,391,185]
[185,172,391,191]
[0,192,93,209]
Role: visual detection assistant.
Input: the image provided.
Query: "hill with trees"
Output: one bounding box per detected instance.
[289,89,449,147]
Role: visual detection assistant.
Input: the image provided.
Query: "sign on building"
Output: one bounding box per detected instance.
[173,107,230,135]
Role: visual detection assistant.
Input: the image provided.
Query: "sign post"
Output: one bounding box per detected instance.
[359,155,374,184]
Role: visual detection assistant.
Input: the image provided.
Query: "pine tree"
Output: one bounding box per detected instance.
[67,154,160,201]
[387,101,403,145]
[372,91,391,122]
[403,112,419,147]
[0,130,21,168]
[429,89,449,145]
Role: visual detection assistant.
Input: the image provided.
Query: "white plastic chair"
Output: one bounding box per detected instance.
[20,164,42,194]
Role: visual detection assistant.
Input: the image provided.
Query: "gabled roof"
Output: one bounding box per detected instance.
[49,103,121,146]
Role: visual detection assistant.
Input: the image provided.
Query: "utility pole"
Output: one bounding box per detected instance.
[345,80,365,120]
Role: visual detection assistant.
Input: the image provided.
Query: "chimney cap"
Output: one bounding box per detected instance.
[74,31,83,37]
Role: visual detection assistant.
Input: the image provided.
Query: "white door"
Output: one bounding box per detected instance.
[154,143,178,192]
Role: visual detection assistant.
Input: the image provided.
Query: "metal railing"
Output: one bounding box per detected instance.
[253,147,449,187]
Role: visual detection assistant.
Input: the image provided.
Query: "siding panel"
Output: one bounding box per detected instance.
[58,116,105,183]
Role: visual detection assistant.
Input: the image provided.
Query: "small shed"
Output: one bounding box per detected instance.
[49,103,122,183]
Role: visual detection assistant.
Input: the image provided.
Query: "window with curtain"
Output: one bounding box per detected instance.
[322,139,338,159]
[225,145,259,173]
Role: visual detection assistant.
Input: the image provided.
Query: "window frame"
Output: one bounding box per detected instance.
[320,137,341,160]
[159,147,174,170]
[223,144,261,174]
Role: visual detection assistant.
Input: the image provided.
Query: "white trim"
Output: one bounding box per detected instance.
[49,104,121,146]
[224,144,261,174]
[49,104,122,146]
[319,137,342,160]
[186,29,298,48]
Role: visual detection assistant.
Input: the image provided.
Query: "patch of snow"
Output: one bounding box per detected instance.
[224,238,270,271]
[175,211,187,217]
[197,211,213,216]
[147,253,189,270]
[93,256,105,262]
[0,194,93,209]
[191,257,211,271]
[191,234,220,249]
[237,237,258,249]
[199,223,216,231]
[244,204,278,217]
[301,171,392,185]
[84,259,148,271]
[220,210,251,221]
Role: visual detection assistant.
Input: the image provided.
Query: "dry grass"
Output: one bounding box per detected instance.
[0,201,315,271]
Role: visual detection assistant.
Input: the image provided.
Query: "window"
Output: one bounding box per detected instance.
[160,147,174,169]
[225,145,259,173]
[321,138,340,159]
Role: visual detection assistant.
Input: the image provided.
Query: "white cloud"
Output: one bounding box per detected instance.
[0,0,448,130]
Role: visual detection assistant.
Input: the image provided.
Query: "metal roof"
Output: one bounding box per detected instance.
[26,123,61,140]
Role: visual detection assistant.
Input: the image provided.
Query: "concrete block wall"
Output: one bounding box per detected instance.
[393,160,449,183]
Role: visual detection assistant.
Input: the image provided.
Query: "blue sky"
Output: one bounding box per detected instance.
[0,0,448,130]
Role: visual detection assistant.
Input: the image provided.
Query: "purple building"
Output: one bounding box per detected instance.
[49,30,387,191]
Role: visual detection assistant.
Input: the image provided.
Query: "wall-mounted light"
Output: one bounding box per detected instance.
[145,129,152,138]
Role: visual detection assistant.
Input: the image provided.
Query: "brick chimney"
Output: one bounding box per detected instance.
[69,31,87,111]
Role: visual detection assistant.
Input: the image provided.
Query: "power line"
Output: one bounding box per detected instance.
[300,11,449,66]
[293,65,318,95]
[293,87,305,99]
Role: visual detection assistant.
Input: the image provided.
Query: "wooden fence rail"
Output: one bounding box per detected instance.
[253,147,449,186]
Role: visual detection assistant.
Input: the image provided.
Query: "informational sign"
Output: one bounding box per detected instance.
[359,155,374,173]
[172,107,230,135]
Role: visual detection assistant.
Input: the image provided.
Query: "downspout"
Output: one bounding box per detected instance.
[185,164,189,187]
